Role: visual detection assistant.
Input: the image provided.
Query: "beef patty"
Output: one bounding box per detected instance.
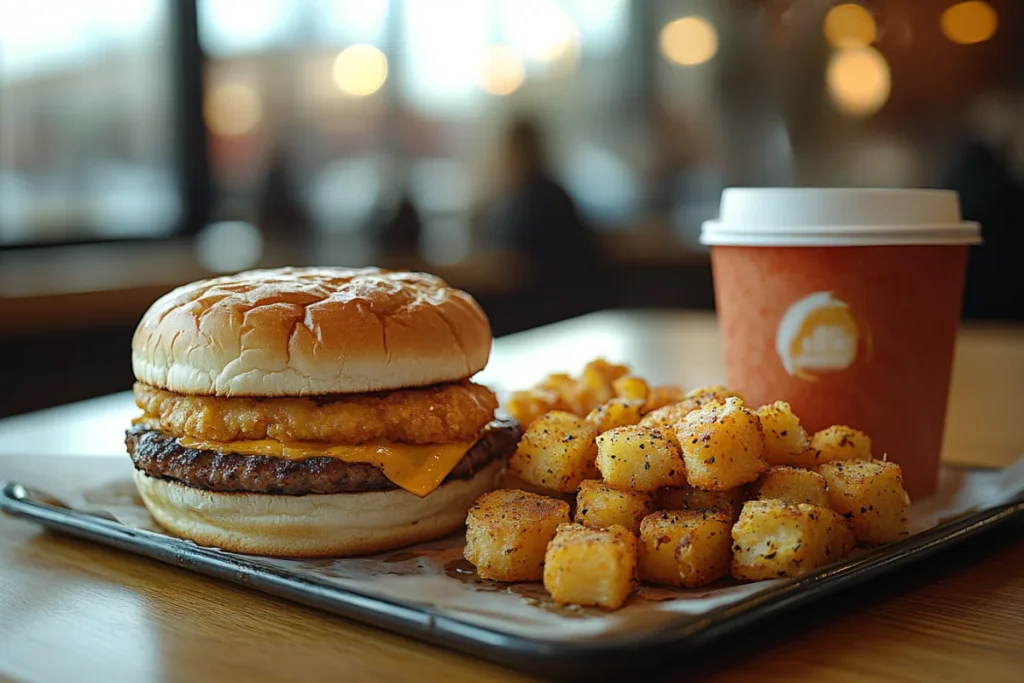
[126,419,521,496]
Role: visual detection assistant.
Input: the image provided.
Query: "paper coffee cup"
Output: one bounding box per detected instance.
[701,188,982,498]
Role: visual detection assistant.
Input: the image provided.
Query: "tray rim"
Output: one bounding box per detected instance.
[2,478,1022,676]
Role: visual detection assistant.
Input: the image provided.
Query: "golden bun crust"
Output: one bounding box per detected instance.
[131,267,492,396]
[133,460,503,557]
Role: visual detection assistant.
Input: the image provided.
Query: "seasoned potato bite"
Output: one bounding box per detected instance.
[731,500,855,580]
[613,375,650,402]
[674,516,734,589]
[756,401,814,467]
[579,359,631,409]
[586,398,645,433]
[643,385,686,413]
[827,514,857,561]
[641,387,747,448]
[575,480,655,533]
[498,472,576,503]
[543,524,637,609]
[506,389,557,428]
[639,400,692,426]
[509,411,598,493]
[811,425,872,463]
[818,459,910,544]
[677,398,768,491]
[753,466,829,508]
[539,373,591,415]
[686,385,743,404]
[595,426,687,491]
[583,358,631,384]
[638,402,695,446]
[655,485,747,520]
[464,489,570,581]
[639,510,732,588]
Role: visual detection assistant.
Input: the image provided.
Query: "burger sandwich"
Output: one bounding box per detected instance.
[126,267,520,557]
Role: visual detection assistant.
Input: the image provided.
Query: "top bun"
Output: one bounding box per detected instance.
[132,267,492,396]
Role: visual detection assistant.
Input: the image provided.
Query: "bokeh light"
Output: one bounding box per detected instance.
[941,1,997,45]
[506,1,578,63]
[826,47,891,117]
[659,16,718,66]
[478,45,525,96]
[332,44,388,96]
[204,83,262,136]
[824,4,876,49]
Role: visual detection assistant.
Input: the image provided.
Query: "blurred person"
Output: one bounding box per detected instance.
[483,117,603,322]
[643,104,711,213]
[940,89,1024,321]
[255,145,312,240]
[371,183,422,254]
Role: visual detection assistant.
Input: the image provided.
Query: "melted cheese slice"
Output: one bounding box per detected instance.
[176,436,474,498]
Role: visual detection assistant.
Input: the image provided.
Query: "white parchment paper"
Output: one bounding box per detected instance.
[3,455,1022,643]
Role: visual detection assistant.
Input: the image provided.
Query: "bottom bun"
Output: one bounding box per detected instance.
[133,460,503,558]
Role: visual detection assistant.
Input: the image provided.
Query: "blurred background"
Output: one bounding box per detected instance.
[1,0,1022,416]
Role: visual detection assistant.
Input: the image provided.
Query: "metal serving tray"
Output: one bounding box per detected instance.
[2,475,1022,678]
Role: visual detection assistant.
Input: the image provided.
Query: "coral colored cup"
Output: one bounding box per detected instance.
[701,188,982,499]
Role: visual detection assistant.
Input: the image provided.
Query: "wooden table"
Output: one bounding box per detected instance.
[1,311,1022,682]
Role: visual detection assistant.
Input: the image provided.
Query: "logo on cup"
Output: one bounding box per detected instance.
[776,291,870,381]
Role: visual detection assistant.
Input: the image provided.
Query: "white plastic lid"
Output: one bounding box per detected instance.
[700,188,982,246]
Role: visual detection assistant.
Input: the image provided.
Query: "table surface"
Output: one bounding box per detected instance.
[1,310,1022,682]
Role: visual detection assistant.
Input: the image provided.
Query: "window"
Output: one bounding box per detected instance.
[4,0,1021,253]
[198,0,637,259]
[0,0,181,245]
